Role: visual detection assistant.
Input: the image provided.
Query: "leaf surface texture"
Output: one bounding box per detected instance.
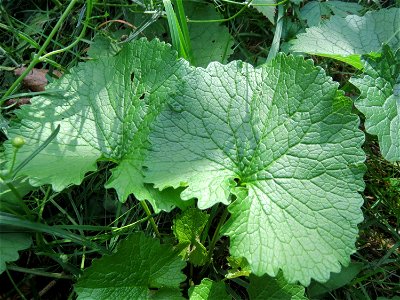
[290,8,400,69]
[145,55,365,284]
[350,46,400,161]
[5,39,191,212]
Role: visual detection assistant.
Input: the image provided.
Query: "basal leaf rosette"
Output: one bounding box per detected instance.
[350,46,400,162]
[5,39,191,212]
[145,55,365,285]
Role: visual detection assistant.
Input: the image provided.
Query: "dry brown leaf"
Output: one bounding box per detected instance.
[5,97,31,108]
[14,67,62,92]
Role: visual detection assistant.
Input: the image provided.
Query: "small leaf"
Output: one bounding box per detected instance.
[0,233,32,274]
[74,232,186,299]
[251,0,276,24]
[290,8,400,69]
[189,278,231,300]
[350,46,400,161]
[299,1,363,27]
[173,208,209,266]
[248,272,307,300]
[226,256,251,279]
[185,2,234,67]
[87,35,121,59]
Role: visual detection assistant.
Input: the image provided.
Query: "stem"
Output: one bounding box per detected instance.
[140,200,161,238]
[0,211,108,253]
[38,186,52,221]
[111,213,156,233]
[200,206,230,275]
[0,173,32,218]
[187,0,253,23]
[7,265,73,280]
[1,0,80,101]
[12,125,60,178]
[80,246,86,270]
[175,0,193,62]
[40,1,93,61]
[201,204,219,244]
[5,269,27,300]
[207,207,229,262]
[266,3,285,62]
[8,148,18,175]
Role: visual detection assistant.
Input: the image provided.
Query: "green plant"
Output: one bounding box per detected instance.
[1,1,399,299]
[1,36,364,296]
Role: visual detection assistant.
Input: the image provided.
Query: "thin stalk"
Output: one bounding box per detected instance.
[188,0,252,23]
[0,212,108,253]
[267,3,285,62]
[38,186,52,221]
[175,0,193,61]
[187,0,288,23]
[1,0,83,101]
[0,174,32,218]
[80,246,86,270]
[5,269,27,300]
[7,266,73,280]
[112,213,156,233]
[206,207,229,262]
[12,125,60,178]
[140,200,160,238]
[201,204,219,244]
[50,0,63,7]
[0,46,19,66]
[40,1,93,61]
[163,0,189,60]
[8,148,18,175]
[1,89,64,104]
[220,0,286,5]
[200,207,230,275]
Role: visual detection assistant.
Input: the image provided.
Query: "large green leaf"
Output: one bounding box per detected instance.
[248,272,307,299]
[290,8,400,69]
[145,55,365,284]
[74,232,186,299]
[0,232,31,274]
[4,39,191,212]
[350,46,400,162]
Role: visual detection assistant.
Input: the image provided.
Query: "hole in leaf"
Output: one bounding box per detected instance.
[130,72,135,81]
[139,93,145,100]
